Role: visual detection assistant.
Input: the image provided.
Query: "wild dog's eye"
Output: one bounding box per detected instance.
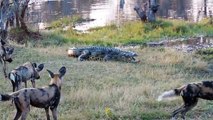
[9,48,14,53]
[6,47,14,54]
[5,47,10,53]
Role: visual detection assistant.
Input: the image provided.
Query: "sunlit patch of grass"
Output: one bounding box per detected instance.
[40,18,212,46]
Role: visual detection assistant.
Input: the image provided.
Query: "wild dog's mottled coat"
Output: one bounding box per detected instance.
[8,62,44,92]
[0,38,14,78]
[158,81,213,119]
[0,66,66,120]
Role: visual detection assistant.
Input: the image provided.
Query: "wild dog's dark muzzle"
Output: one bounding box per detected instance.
[35,76,40,79]
[6,58,13,63]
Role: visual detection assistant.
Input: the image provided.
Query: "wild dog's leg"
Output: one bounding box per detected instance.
[20,93,30,120]
[11,80,16,92]
[15,80,20,92]
[3,60,7,78]
[14,109,22,120]
[180,97,198,119]
[17,82,22,91]
[21,109,30,120]
[24,81,27,88]
[172,104,185,119]
[45,108,50,120]
[78,50,90,61]
[51,108,58,120]
[14,97,22,120]
[172,96,198,119]
[31,79,35,88]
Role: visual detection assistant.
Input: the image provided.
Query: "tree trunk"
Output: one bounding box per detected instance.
[13,0,20,27]
[19,0,29,33]
[204,0,207,17]
[210,10,213,24]
[15,11,19,27]
[147,0,159,22]
[134,0,159,22]
[0,0,10,30]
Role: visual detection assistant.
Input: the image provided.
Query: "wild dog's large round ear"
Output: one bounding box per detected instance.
[0,39,6,45]
[37,63,44,72]
[59,66,66,78]
[32,63,37,68]
[47,69,54,78]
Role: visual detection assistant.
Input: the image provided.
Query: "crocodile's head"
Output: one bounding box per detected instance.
[130,53,140,63]
[67,47,81,57]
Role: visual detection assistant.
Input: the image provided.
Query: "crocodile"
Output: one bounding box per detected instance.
[67,46,139,63]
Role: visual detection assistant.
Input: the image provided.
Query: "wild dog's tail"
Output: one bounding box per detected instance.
[157,85,186,101]
[8,72,16,82]
[0,91,19,102]
[0,94,12,101]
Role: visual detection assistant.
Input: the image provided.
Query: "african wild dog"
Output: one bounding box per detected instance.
[0,66,66,120]
[0,39,14,78]
[8,62,44,92]
[157,81,213,120]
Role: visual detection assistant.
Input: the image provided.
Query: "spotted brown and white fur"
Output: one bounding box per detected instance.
[157,81,213,120]
[0,66,66,120]
[0,38,14,78]
[8,62,44,92]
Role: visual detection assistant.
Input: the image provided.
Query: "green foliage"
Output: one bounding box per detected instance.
[144,20,173,33]
[196,48,213,61]
[42,18,213,46]
[27,33,67,47]
[197,48,213,55]
[8,18,213,47]
[47,16,81,30]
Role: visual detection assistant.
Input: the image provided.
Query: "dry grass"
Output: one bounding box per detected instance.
[0,44,212,120]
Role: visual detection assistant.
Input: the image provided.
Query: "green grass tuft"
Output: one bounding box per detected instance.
[196,48,213,61]
[39,18,213,46]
